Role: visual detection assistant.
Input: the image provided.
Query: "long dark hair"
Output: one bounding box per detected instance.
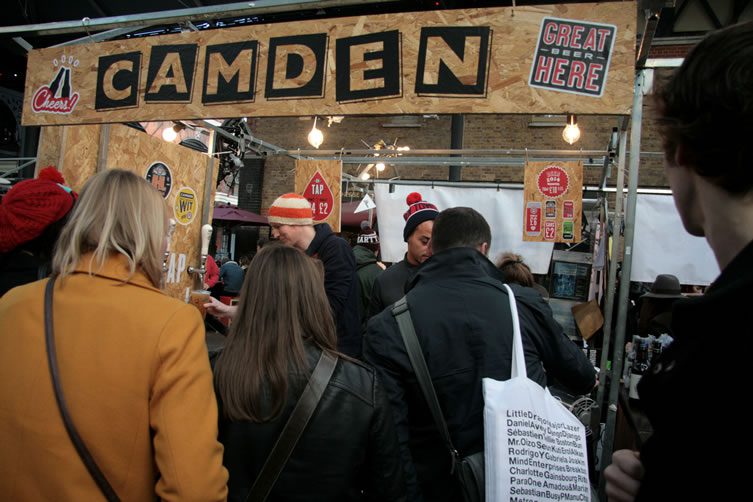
[214,244,337,422]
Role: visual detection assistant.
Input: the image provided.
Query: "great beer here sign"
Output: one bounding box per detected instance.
[22,2,635,126]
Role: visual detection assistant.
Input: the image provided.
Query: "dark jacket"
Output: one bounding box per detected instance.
[364,247,596,502]
[635,239,753,501]
[367,255,418,319]
[219,261,244,294]
[306,223,361,357]
[218,343,407,502]
[353,245,384,333]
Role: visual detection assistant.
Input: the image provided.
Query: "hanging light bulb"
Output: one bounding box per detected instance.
[307,117,324,149]
[359,170,371,180]
[162,125,178,142]
[375,162,386,172]
[562,114,581,145]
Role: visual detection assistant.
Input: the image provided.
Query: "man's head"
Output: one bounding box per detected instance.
[403,192,438,265]
[267,193,315,250]
[357,220,380,255]
[655,22,753,233]
[431,207,491,256]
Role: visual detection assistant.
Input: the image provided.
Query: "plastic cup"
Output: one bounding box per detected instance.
[189,289,211,319]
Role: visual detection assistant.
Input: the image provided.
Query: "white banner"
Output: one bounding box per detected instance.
[374,185,554,274]
[632,194,718,285]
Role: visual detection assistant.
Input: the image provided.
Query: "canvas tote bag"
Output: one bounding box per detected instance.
[483,284,591,501]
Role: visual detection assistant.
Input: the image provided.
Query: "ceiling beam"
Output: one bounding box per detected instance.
[0,0,398,37]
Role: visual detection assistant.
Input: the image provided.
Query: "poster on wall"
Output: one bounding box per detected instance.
[523,160,583,243]
[294,159,342,232]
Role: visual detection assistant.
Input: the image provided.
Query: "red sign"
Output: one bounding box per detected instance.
[537,165,569,198]
[32,65,80,115]
[544,220,556,240]
[525,202,542,236]
[303,170,334,221]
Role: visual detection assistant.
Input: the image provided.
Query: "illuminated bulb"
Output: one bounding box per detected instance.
[162,126,177,142]
[562,114,581,145]
[359,170,371,180]
[397,146,410,151]
[307,117,324,149]
[376,162,386,172]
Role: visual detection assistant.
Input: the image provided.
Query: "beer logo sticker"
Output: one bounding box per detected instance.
[32,55,81,115]
[174,187,197,225]
[303,170,335,221]
[537,165,569,198]
[145,161,173,198]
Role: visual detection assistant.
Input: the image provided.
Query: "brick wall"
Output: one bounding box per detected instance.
[252,68,675,213]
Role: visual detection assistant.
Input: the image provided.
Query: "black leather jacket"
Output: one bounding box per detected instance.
[217,343,407,502]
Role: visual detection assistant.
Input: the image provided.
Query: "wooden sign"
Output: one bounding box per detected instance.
[36,123,216,301]
[21,2,635,126]
[523,160,583,243]
[294,159,342,233]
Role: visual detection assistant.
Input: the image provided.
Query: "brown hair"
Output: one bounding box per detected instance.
[213,244,337,422]
[654,22,753,195]
[496,252,534,288]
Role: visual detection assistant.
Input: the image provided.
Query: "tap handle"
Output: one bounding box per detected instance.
[200,224,212,257]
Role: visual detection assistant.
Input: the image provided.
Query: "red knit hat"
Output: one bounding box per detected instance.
[267,193,313,225]
[403,192,438,241]
[0,167,76,253]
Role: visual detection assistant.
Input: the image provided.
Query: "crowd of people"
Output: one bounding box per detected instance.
[0,20,749,502]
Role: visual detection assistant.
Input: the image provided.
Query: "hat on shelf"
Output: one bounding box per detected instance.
[402,192,438,241]
[0,166,77,253]
[267,193,313,226]
[357,220,380,252]
[642,274,685,299]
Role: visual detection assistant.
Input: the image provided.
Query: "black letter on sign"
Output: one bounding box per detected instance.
[336,31,401,103]
[202,41,259,104]
[145,44,198,102]
[265,34,328,100]
[415,26,491,96]
[95,52,141,110]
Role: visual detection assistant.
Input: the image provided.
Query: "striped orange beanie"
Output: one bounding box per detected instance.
[267,193,313,225]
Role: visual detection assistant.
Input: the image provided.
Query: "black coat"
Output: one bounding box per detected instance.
[218,344,407,502]
[306,224,361,357]
[364,247,596,502]
[635,239,753,501]
[367,256,418,319]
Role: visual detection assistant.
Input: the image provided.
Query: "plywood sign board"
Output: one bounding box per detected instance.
[22,1,635,126]
[294,160,342,233]
[522,160,583,243]
[104,124,217,300]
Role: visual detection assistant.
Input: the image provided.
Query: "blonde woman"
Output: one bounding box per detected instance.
[0,169,228,501]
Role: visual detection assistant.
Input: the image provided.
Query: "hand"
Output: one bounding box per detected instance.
[203,296,238,320]
[605,449,644,502]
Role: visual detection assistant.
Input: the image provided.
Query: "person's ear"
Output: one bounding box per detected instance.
[674,142,695,169]
[479,242,490,256]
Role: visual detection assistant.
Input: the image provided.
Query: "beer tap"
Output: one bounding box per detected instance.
[161,218,177,289]
[188,224,213,286]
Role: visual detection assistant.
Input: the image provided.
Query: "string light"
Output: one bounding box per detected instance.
[307,117,324,148]
[562,114,581,145]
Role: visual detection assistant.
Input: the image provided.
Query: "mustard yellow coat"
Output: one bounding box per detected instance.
[0,254,228,501]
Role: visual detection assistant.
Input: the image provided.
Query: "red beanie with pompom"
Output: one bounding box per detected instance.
[402,191,438,241]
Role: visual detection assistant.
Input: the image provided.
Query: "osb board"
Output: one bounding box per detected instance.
[22,2,635,126]
[523,160,583,243]
[104,124,216,301]
[294,160,342,233]
[35,126,64,175]
[59,125,102,193]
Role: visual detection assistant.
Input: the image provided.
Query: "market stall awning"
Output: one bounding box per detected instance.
[341,200,376,229]
[213,205,268,225]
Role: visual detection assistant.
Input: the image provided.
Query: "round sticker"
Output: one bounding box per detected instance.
[174,187,197,225]
[537,165,569,198]
[145,162,173,198]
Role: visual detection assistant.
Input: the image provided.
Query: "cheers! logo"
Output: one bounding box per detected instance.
[32,55,81,114]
